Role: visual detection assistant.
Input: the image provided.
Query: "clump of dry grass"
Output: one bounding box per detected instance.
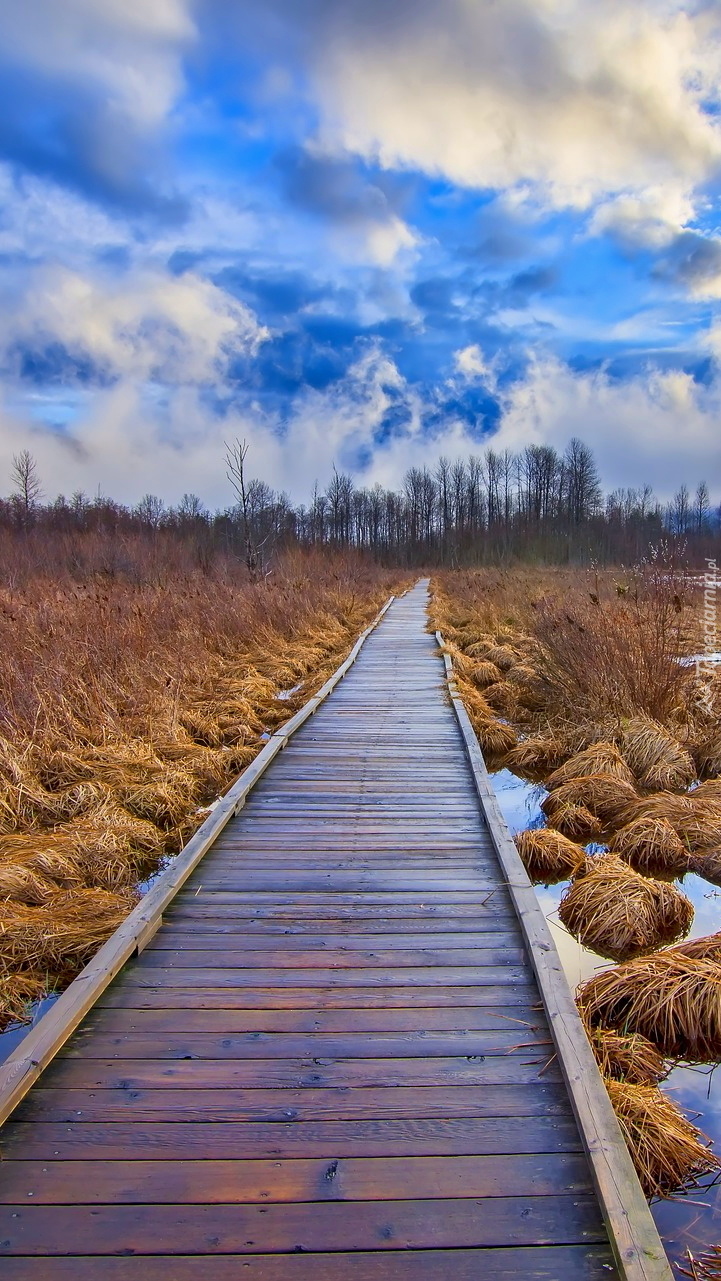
[483,644,518,672]
[504,736,571,779]
[605,1077,719,1197]
[465,637,496,658]
[584,1023,666,1085]
[482,680,520,717]
[621,717,696,792]
[546,742,637,790]
[542,772,640,830]
[0,888,137,971]
[546,802,603,842]
[578,951,721,1061]
[469,659,503,688]
[608,816,691,880]
[558,854,693,961]
[670,933,721,962]
[514,828,587,884]
[472,715,518,759]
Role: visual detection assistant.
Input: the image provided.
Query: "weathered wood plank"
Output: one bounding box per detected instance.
[0,1153,592,1203]
[0,1116,582,1160]
[0,1195,608,1254]
[13,1083,572,1123]
[0,1246,622,1279]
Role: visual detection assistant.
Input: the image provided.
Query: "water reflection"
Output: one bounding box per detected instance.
[491,765,721,1277]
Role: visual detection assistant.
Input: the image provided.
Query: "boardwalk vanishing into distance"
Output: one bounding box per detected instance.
[0,582,671,1279]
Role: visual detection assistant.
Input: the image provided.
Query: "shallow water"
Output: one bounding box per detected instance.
[492,765,721,1277]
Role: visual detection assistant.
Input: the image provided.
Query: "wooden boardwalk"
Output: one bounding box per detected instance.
[0,582,670,1278]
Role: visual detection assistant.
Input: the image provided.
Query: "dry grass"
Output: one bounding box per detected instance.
[584,1022,666,1085]
[504,736,571,780]
[578,951,721,1061]
[483,644,518,672]
[558,854,693,961]
[542,772,640,830]
[514,827,587,884]
[546,802,603,842]
[609,817,691,880]
[605,1077,719,1197]
[0,545,406,1028]
[621,717,696,792]
[546,742,637,790]
[469,659,503,688]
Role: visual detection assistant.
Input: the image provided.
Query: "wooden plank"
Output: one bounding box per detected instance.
[0,595,396,1128]
[13,1083,572,1123]
[437,633,672,1280]
[0,1115,583,1160]
[62,1028,551,1057]
[0,1246,623,1280]
[0,1195,608,1254]
[96,984,539,1009]
[143,930,524,950]
[40,1055,561,1089]
[136,946,526,968]
[75,1005,544,1035]
[0,1153,592,1204]
[118,966,532,988]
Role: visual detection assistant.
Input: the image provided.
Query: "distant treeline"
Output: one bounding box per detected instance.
[3,439,719,570]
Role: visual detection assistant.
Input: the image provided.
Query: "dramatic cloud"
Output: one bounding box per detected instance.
[0,0,193,215]
[0,0,720,508]
[239,0,721,220]
[0,267,268,385]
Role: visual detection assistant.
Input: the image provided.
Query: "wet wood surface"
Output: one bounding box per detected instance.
[0,582,629,1276]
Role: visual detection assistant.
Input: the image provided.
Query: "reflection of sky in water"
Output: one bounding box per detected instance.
[492,766,721,1276]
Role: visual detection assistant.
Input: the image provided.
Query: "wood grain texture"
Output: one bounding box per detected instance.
[0,582,659,1279]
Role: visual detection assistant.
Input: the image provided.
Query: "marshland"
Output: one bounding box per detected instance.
[431,562,721,1273]
[0,520,406,1031]
[3,454,721,1276]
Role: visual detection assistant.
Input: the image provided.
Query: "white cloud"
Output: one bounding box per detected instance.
[286,0,721,226]
[454,343,496,389]
[492,354,721,498]
[0,266,268,384]
[0,0,194,128]
[2,342,720,506]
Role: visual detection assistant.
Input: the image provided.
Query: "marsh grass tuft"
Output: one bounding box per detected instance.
[558,854,693,961]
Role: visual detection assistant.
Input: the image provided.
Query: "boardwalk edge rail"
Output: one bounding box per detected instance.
[436,631,673,1281]
[0,594,396,1128]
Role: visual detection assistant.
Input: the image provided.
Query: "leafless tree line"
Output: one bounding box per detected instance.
[2,439,719,568]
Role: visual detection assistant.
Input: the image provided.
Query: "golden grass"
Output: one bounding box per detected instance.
[578,951,721,1061]
[546,742,637,790]
[483,644,518,672]
[469,659,503,688]
[542,772,640,830]
[605,1077,719,1197]
[504,736,571,779]
[546,801,603,842]
[608,816,691,880]
[682,1245,721,1278]
[481,680,520,717]
[0,888,137,971]
[621,717,696,792]
[584,1023,666,1085]
[0,549,406,1028]
[671,933,721,962]
[514,828,587,884]
[558,854,693,961]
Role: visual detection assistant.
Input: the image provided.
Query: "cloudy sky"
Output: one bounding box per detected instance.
[1,0,721,505]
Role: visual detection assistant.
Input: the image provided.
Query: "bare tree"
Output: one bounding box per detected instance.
[11,449,42,523]
[226,438,261,577]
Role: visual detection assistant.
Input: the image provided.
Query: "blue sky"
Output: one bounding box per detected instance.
[1,0,721,504]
